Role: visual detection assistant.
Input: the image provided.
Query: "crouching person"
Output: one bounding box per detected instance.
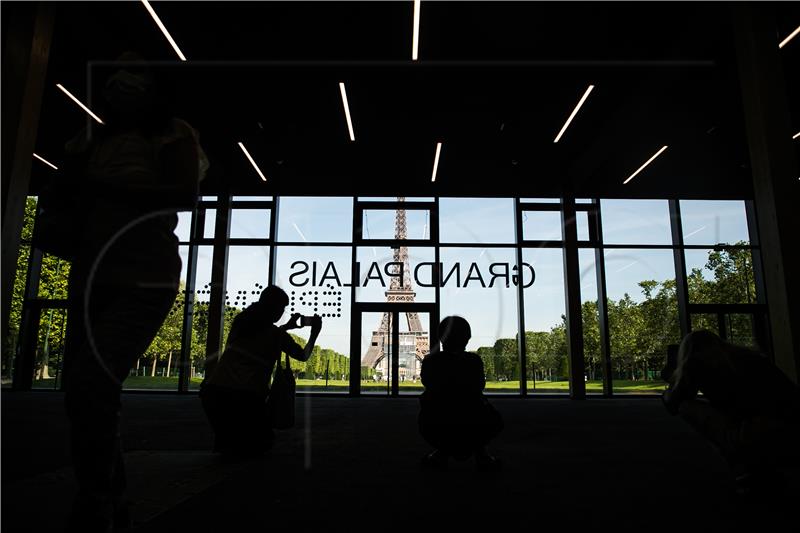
[663,330,800,498]
[419,316,504,471]
[200,286,321,459]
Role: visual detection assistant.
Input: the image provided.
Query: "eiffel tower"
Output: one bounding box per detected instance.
[361,197,429,378]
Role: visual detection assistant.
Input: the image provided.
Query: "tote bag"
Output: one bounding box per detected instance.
[267,353,296,429]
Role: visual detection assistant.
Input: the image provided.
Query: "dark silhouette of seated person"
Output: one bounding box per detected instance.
[200,286,321,458]
[419,316,503,470]
[663,330,800,495]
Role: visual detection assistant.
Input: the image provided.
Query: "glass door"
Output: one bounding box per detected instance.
[354,303,436,396]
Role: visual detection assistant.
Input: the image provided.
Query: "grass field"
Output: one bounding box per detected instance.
[33,376,666,394]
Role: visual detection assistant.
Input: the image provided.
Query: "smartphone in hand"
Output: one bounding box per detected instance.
[300,315,314,327]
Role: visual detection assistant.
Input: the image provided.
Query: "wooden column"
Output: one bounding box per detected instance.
[733,6,800,382]
[2,3,54,356]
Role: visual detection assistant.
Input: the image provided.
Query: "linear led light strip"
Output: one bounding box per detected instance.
[32,153,58,170]
[412,0,421,60]
[339,82,356,141]
[793,131,800,140]
[237,142,267,181]
[553,85,594,143]
[623,145,668,185]
[141,0,187,61]
[431,142,442,182]
[56,84,104,124]
[779,24,800,49]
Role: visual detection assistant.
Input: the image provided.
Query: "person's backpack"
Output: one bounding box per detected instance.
[267,353,296,429]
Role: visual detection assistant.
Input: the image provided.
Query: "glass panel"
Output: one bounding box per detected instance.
[520,198,560,203]
[184,245,215,389]
[359,311,429,396]
[604,249,678,394]
[523,248,567,394]
[122,245,191,390]
[361,311,391,395]
[399,311,429,396]
[232,196,273,202]
[230,209,271,239]
[175,211,192,242]
[691,313,719,335]
[203,208,217,239]
[600,199,672,245]
[277,197,353,242]
[361,210,430,240]
[355,247,436,303]
[724,314,758,349]
[125,295,184,390]
[273,246,352,393]
[439,198,515,244]
[440,247,519,393]
[576,198,594,204]
[685,248,757,304]
[680,200,750,246]
[579,249,604,393]
[37,254,70,300]
[4,244,31,386]
[5,197,38,386]
[521,211,562,241]
[357,197,434,202]
[224,246,271,348]
[31,308,68,390]
[576,210,590,241]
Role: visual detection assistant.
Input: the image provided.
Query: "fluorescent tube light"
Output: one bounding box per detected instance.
[141,0,187,61]
[238,142,267,181]
[431,142,442,182]
[56,84,104,124]
[412,0,421,60]
[554,85,594,143]
[32,153,58,170]
[623,145,668,184]
[339,82,356,142]
[779,25,800,49]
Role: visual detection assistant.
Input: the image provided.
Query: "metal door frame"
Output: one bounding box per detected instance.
[350,302,438,396]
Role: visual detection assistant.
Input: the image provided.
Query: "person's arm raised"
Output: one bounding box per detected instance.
[301,315,322,362]
[280,315,322,363]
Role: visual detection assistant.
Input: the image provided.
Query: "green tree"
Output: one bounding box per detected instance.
[492,338,517,380]
[141,295,183,377]
[581,301,602,380]
[5,198,38,376]
[476,346,496,380]
[525,331,549,381]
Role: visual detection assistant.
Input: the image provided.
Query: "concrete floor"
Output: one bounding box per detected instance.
[2,392,797,531]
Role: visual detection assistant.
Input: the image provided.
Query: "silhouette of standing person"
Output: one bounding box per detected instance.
[419,316,503,470]
[663,330,800,497]
[62,54,207,532]
[200,286,322,459]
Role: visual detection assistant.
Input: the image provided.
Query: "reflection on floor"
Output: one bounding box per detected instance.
[2,393,797,531]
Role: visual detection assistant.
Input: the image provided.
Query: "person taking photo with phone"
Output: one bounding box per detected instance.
[200,285,322,459]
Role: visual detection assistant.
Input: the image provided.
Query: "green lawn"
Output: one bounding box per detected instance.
[31,376,665,394]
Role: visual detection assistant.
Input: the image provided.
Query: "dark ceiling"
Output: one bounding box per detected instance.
[12,1,800,198]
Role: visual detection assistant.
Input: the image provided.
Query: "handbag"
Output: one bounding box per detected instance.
[267,353,296,429]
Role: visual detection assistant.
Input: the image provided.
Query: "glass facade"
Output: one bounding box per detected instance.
[7,197,766,396]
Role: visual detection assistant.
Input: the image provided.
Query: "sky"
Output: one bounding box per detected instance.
[174,198,751,356]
